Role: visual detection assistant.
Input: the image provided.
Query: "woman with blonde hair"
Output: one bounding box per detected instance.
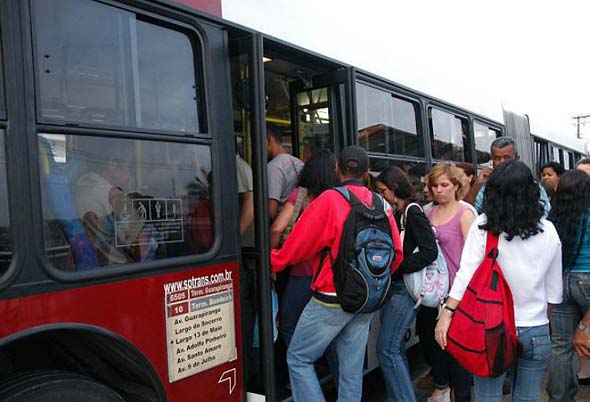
[424,163,476,402]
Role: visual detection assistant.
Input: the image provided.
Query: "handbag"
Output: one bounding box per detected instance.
[400,203,449,308]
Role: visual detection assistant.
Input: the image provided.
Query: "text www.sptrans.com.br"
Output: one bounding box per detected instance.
[163,269,233,294]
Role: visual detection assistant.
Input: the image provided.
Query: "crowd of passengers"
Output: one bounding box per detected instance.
[246,131,590,402]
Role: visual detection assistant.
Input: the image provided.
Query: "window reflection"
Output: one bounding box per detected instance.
[33,0,199,133]
[429,108,467,162]
[0,130,10,273]
[474,122,500,168]
[39,134,213,272]
[356,82,422,156]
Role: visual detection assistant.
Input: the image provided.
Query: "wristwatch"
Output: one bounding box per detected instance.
[441,303,456,315]
[578,321,590,334]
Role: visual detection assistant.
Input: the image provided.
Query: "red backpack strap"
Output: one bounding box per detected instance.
[484,231,500,260]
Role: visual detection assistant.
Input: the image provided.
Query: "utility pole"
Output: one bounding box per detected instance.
[573,114,590,138]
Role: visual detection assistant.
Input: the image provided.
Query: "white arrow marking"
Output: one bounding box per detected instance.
[218,368,237,394]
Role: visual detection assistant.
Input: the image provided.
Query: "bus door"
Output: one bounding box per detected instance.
[227,32,276,402]
[289,68,356,160]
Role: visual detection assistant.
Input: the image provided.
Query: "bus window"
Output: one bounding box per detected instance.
[429,107,468,162]
[552,146,560,163]
[474,122,500,168]
[0,131,10,274]
[296,88,333,158]
[32,0,202,134]
[356,82,423,157]
[38,134,213,272]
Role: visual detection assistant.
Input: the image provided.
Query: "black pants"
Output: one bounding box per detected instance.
[417,306,472,402]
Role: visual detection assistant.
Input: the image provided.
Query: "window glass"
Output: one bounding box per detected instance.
[0,131,10,274]
[39,134,213,272]
[369,157,428,204]
[296,87,333,159]
[552,146,560,163]
[33,0,200,134]
[474,122,500,168]
[356,82,422,156]
[429,108,467,162]
[563,151,571,170]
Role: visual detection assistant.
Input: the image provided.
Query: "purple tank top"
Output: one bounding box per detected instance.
[428,205,470,286]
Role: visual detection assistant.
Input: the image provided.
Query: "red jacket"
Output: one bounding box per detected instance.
[271,182,403,294]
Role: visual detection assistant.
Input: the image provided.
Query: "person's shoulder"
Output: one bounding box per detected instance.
[539,218,559,239]
[459,200,478,217]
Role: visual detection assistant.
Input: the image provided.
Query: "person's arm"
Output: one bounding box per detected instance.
[268,199,280,221]
[545,232,563,317]
[574,309,590,359]
[270,202,294,249]
[459,209,476,242]
[397,206,437,274]
[239,191,254,236]
[463,167,492,206]
[435,296,460,349]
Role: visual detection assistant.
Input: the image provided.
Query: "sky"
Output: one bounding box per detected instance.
[221,0,590,152]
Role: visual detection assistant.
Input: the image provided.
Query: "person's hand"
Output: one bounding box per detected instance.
[435,310,453,350]
[271,272,277,281]
[475,166,493,185]
[573,326,590,359]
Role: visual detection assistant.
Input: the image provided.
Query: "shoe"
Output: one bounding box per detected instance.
[427,388,450,402]
[418,373,435,389]
[579,376,590,386]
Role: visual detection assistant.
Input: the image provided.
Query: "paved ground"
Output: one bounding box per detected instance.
[321,346,590,401]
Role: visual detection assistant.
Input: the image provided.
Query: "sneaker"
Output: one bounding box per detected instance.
[578,376,590,386]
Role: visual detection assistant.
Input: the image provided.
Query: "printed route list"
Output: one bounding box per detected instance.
[164,270,237,382]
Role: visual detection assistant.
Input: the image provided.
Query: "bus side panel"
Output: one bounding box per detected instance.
[0,261,242,402]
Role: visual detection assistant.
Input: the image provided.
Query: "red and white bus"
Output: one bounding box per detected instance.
[0,1,584,402]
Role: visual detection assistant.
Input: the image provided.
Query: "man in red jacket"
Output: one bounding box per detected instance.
[271,146,403,402]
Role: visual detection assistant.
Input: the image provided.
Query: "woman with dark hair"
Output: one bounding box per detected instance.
[435,160,563,402]
[270,149,340,346]
[375,165,438,402]
[541,161,565,201]
[546,170,590,401]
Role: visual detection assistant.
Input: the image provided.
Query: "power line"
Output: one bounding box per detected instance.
[573,114,590,139]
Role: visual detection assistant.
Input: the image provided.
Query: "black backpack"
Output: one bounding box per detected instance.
[314,187,395,313]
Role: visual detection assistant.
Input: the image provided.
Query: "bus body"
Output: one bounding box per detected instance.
[0,1,584,402]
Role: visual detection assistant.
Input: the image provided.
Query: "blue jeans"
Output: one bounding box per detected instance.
[377,280,418,402]
[280,275,339,385]
[287,298,372,402]
[474,324,550,402]
[547,271,590,402]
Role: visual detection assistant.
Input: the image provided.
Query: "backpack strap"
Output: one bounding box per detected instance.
[485,231,500,260]
[402,202,423,230]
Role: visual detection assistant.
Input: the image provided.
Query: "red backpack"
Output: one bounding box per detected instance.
[446,232,518,378]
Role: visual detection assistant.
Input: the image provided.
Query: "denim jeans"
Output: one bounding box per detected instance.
[279,275,339,386]
[547,271,590,402]
[377,280,418,402]
[474,324,550,402]
[287,298,372,402]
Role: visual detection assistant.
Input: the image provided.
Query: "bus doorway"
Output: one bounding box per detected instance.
[228,33,355,401]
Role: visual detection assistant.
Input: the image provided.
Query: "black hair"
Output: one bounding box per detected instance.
[376,165,416,201]
[298,149,340,197]
[548,170,590,268]
[541,161,565,176]
[266,126,283,143]
[480,160,543,241]
[490,137,518,155]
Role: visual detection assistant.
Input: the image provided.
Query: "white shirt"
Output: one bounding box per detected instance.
[449,214,563,327]
[73,172,114,219]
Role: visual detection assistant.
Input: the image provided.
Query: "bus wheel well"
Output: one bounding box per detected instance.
[0,328,165,402]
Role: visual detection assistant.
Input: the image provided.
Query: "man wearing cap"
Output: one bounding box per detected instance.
[271,146,403,402]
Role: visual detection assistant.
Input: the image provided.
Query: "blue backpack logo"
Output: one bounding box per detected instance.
[315,187,395,313]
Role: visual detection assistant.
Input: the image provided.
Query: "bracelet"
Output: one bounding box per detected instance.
[442,303,456,315]
[579,321,590,334]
